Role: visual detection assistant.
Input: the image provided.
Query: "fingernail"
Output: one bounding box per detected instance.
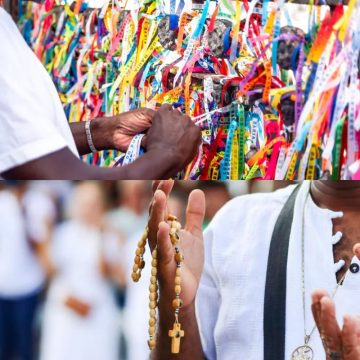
[353,244,360,259]
[343,314,353,326]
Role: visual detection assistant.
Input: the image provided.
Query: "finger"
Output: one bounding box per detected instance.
[156,180,175,198]
[342,315,360,359]
[185,189,206,238]
[312,289,330,333]
[149,181,161,215]
[149,180,174,215]
[320,296,343,357]
[353,244,360,260]
[157,221,177,278]
[139,108,156,121]
[148,190,167,250]
[159,103,173,112]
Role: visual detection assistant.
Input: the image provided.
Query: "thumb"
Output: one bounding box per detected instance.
[185,189,205,238]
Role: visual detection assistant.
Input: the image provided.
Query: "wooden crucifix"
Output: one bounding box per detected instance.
[168,322,185,354]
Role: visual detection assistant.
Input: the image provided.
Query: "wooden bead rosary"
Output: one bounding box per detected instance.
[131,215,185,354]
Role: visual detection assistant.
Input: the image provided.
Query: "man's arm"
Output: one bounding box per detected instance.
[1,147,181,180]
[70,108,155,155]
[2,105,201,179]
[70,119,111,156]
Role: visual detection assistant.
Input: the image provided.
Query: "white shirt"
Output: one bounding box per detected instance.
[48,220,120,305]
[196,181,360,360]
[0,8,78,174]
[40,220,120,360]
[0,189,55,297]
[123,229,152,360]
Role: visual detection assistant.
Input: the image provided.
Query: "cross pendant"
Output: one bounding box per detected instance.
[168,322,185,354]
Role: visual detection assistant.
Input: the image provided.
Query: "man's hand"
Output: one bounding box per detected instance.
[64,296,92,318]
[71,105,201,175]
[312,244,360,359]
[312,294,360,359]
[146,105,202,175]
[148,180,206,359]
[96,108,155,152]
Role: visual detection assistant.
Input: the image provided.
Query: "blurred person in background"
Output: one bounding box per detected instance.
[198,182,231,228]
[107,181,151,239]
[40,182,125,360]
[0,181,56,360]
[123,187,187,360]
[106,181,152,358]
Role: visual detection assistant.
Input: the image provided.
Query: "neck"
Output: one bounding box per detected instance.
[310,180,360,211]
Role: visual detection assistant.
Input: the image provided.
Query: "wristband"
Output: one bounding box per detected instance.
[85,120,98,153]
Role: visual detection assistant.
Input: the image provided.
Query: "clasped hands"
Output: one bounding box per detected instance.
[98,108,155,152]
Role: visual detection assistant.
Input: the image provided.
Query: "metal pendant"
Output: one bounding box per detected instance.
[291,345,314,360]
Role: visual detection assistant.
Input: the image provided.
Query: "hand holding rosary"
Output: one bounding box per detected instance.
[132,214,185,354]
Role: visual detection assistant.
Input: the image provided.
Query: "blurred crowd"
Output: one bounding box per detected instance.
[0,180,291,360]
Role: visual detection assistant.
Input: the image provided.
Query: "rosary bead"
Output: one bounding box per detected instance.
[173,221,181,230]
[148,339,156,350]
[170,235,179,245]
[133,215,183,353]
[148,326,156,335]
[138,239,145,248]
[172,298,183,309]
[175,252,184,263]
[149,301,157,309]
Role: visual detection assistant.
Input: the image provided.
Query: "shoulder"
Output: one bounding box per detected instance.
[208,184,297,232]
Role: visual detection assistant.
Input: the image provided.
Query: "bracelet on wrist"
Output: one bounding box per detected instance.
[85,120,98,153]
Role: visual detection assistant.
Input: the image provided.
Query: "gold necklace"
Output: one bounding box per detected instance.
[132,215,184,354]
[291,191,346,360]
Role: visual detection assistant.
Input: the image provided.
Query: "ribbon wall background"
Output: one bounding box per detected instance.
[17,0,360,179]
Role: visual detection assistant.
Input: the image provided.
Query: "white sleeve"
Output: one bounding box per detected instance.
[195,225,221,360]
[23,190,56,243]
[0,9,77,173]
